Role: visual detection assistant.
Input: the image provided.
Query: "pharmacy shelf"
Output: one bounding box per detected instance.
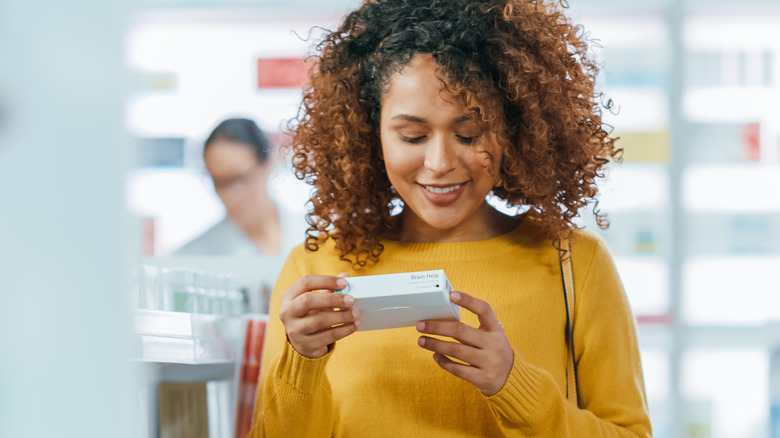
[638,322,780,351]
[133,309,243,364]
[136,335,238,364]
[134,309,243,338]
[684,87,780,124]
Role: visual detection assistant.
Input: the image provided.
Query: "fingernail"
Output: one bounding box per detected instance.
[418,337,425,347]
[416,321,425,332]
[337,278,348,288]
[339,272,351,278]
[354,319,360,328]
[352,308,359,318]
[343,294,354,305]
[450,291,461,301]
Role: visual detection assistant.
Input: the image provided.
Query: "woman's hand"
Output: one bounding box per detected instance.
[279,274,360,359]
[416,291,513,396]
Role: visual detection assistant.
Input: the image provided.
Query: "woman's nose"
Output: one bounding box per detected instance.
[423,135,457,176]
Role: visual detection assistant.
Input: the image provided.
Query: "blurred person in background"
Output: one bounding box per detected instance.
[176,117,301,257]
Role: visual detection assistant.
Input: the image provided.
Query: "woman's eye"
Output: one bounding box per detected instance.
[456,135,478,145]
[401,135,426,144]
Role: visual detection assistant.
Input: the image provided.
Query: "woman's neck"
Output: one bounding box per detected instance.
[390,204,522,244]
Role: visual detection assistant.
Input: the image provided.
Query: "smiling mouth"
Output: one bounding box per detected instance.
[422,184,463,194]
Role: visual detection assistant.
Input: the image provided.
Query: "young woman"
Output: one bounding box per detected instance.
[250,1,651,436]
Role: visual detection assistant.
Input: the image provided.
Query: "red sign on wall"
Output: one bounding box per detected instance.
[257,58,308,88]
[743,122,760,161]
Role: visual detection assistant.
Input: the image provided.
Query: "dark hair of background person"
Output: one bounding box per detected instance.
[205,118,270,163]
[287,0,621,268]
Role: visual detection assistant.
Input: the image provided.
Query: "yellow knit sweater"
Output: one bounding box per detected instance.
[250,220,652,437]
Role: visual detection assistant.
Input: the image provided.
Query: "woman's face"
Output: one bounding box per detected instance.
[379,54,503,242]
[204,139,271,228]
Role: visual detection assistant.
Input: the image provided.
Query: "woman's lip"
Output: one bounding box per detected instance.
[418,182,468,206]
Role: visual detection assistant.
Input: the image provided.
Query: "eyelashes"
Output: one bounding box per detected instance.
[400,135,479,145]
[456,135,477,145]
[401,135,425,144]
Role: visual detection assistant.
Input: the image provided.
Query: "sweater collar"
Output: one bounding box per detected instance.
[380,217,545,262]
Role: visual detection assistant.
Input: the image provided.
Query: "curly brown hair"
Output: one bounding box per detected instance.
[287,0,620,267]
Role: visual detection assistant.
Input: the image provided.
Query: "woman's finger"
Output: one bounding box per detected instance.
[283,304,360,358]
[296,307,360,335]
[416,320,480,347]
[295,321,361,358]
[430,352,485,387]
[282,289,355,319]
[449,291,502,331]
[281,274,349,302]
[433,350,510,396]
[417,335,484,366]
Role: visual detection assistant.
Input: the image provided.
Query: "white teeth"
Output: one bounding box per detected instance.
[424,184,462,194]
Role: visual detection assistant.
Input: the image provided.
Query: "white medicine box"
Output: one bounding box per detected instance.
[336,269,460,331]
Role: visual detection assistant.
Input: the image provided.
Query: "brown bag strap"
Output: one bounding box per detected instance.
[560,238,579,407]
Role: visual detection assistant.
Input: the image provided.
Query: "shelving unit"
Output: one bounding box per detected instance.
[134,310,268,438]
[133,310,243,364]
[574,2,780,437]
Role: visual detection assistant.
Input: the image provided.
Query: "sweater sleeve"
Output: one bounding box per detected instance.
[486,232,652,437]
[247,246,336,438]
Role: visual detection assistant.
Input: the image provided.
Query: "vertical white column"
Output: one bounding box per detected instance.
[667,1,687,437]
[0,1,135,438]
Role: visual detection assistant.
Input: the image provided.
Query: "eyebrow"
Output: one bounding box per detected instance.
[390,114,473,123]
